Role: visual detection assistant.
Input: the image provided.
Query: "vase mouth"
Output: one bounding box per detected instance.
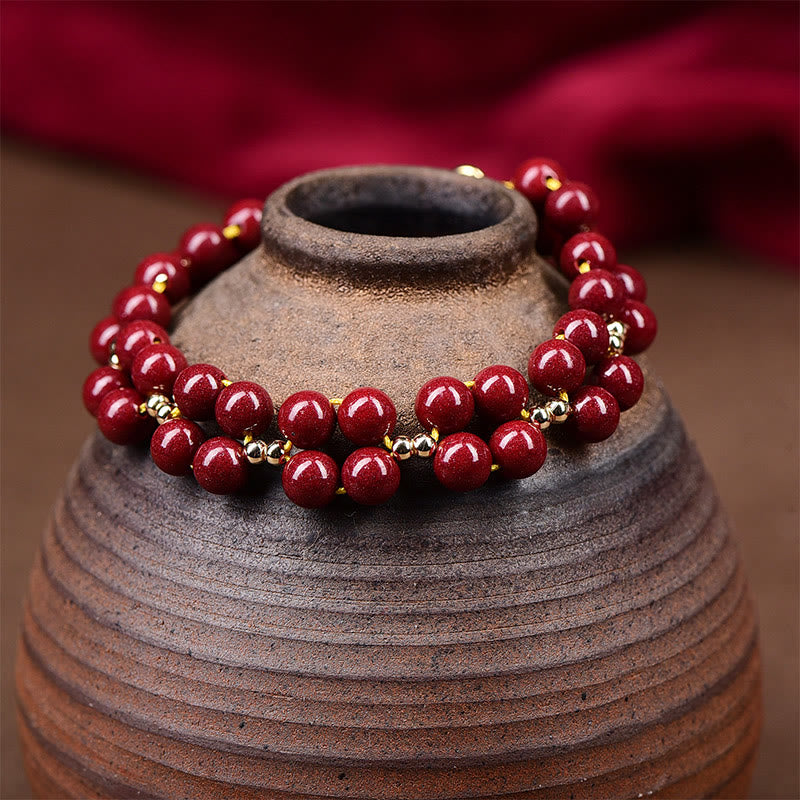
[260,165,538,287]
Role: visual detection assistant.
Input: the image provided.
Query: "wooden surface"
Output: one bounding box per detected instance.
[1,139,797,799]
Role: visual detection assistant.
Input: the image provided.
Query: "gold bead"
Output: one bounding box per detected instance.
[245,439,268,464]
[545,176,562,192]
[155,403,174,424]
[109,352,122,370]
[546,398,570,424]
[151,272,169,294]
[607,320,626,337]
[412,433,437,458]
[502,180,515,190]
[335,486,347,496]
[455,164,485,179]
[329,397,343,409]
[577,261,592,275]
[391,435,414,461]
[221,223,241,240]
[490,463,500,473]
[221,379,233,387]
[146,393,170,417]
[266,440,287,466]
[530,406,552,430]
[608,334,624,354]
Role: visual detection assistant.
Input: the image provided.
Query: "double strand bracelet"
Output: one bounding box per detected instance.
[82,159,657,507]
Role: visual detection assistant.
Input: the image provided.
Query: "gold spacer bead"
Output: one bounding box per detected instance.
[245,439,268,465]
[329,397,343,409]
[155,403,174,424]
[502,180,515,190]
[464,380,476,390]
[608,334,624,354]
[607,320,626,338]
[490,463,500,473]
[455,164,485,179]
[109,352,122,370]
[138,402,148,415]
[151,272,169,294]
[391,435,414,461]
[265,440,287,466]
[221,379,233,387]
[520,408,531,421]
[546,398,570,424]
[554,332,566,340]
[430,427,440,443]
[222,223,241,240]
[559,390,570,403]
[577,261,592,275]
[530,405,552,430]
[146,393,170,416]
[335,486,347,496]
[282,440,292,453]
[243,433,254,445]
[383,435,394,451]
[545,176,562,192]
[169,406,182,420]
[412,432,437,459]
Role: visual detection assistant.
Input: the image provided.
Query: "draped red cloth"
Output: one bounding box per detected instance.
[2,1,797,267]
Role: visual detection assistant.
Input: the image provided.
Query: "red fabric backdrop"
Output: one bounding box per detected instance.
[2,0,797,267]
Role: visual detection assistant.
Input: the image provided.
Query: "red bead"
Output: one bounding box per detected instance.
[82,366,131,416]
[89,316,121,365]
[133,252,191,304]
[178,223,239,285]
[131,343,188,395]
[489,420,547,479]
[97,388,152,445]
[571,386,620,442]
[282,450,339,508]
[559,232,617,280]
[173,364,227,420]
[553,309,609,364]
[613,263,647,302]
[224,198,263,252]
[433,432,493,491]
[543,181,598,232]
[568,269,627,317]
[471,365,529,422]
[150,418,206,476]
[415,377,474,434]
[341,447,401,505]
[192,437,248,495]
[338,387,397,445]
[528,339,586,396]
[596,356,644,411]
[215,381,274,438]
[621,300,658,354]
[512,158,566,206]
[112,285,171,328]
[278,390,336,449]
[115,320,171,371]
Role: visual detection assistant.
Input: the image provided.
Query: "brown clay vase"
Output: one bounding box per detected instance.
[17,166,762,799]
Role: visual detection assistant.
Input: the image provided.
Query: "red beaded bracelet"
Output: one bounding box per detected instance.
[82,158,657,507]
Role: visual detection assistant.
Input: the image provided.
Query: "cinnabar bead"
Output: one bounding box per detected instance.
[131,343,188,395]
[613,263,647,302]
[192,437,248,494]
[115,320,170,371]
[621,300,658,354]
[178,223,239,285]
[596,356,644,411]
[82,366,131,416]
[472,365,529,422]
[215,381,274,438]
[150,418,206,476]
[278,390,336,449]
[282,450,339,508]
[528,339,586,396]
[341,447,401,505]
[544,181,598,232]
[173,363,226,420]
[338,387,397,445]
[571,386,620,442]
[553,309,609,364]
[97,388,152,445]
[415,377,474,434]
[489,420,547,479]
[433,432,493,491]
[559,232,617,280]
[112,285,171,328]
[512,157,566,206]
[133,252,191,304]
[89,316,121,365]
[568,269,627,317]
[224,198,263,252]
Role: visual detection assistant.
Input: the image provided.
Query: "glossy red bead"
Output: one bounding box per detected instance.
[544,181,598,232]
[433,432,493,491]
[621,300,658,354]
[112,285,171,328]
[150,418,206,476]
[489,420,547,479]
[82,366,131,416]
[559,232,617,280]
[512,157,566,206]
[278,390,336,449]
[89,316,121,365]
[97,388,152,445]
[472,365,529,422]
[553,309,610,364]
[571,386,620,442]
[341,447,401,505]
[596,355,644,411]
[568,268,627,317]
[173,363,226,420]
[133,252,191,304]
[528,339,586,396]
[224,198,263,252]
[338,387,397,445]
[131,343,188,395]
[178,223,239,285]
[415,377,474,434]
[613,263,647,302]
[282,450,339,508]
[115,320,171,371]
[215,380,274,438]
[192,436,248,494]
